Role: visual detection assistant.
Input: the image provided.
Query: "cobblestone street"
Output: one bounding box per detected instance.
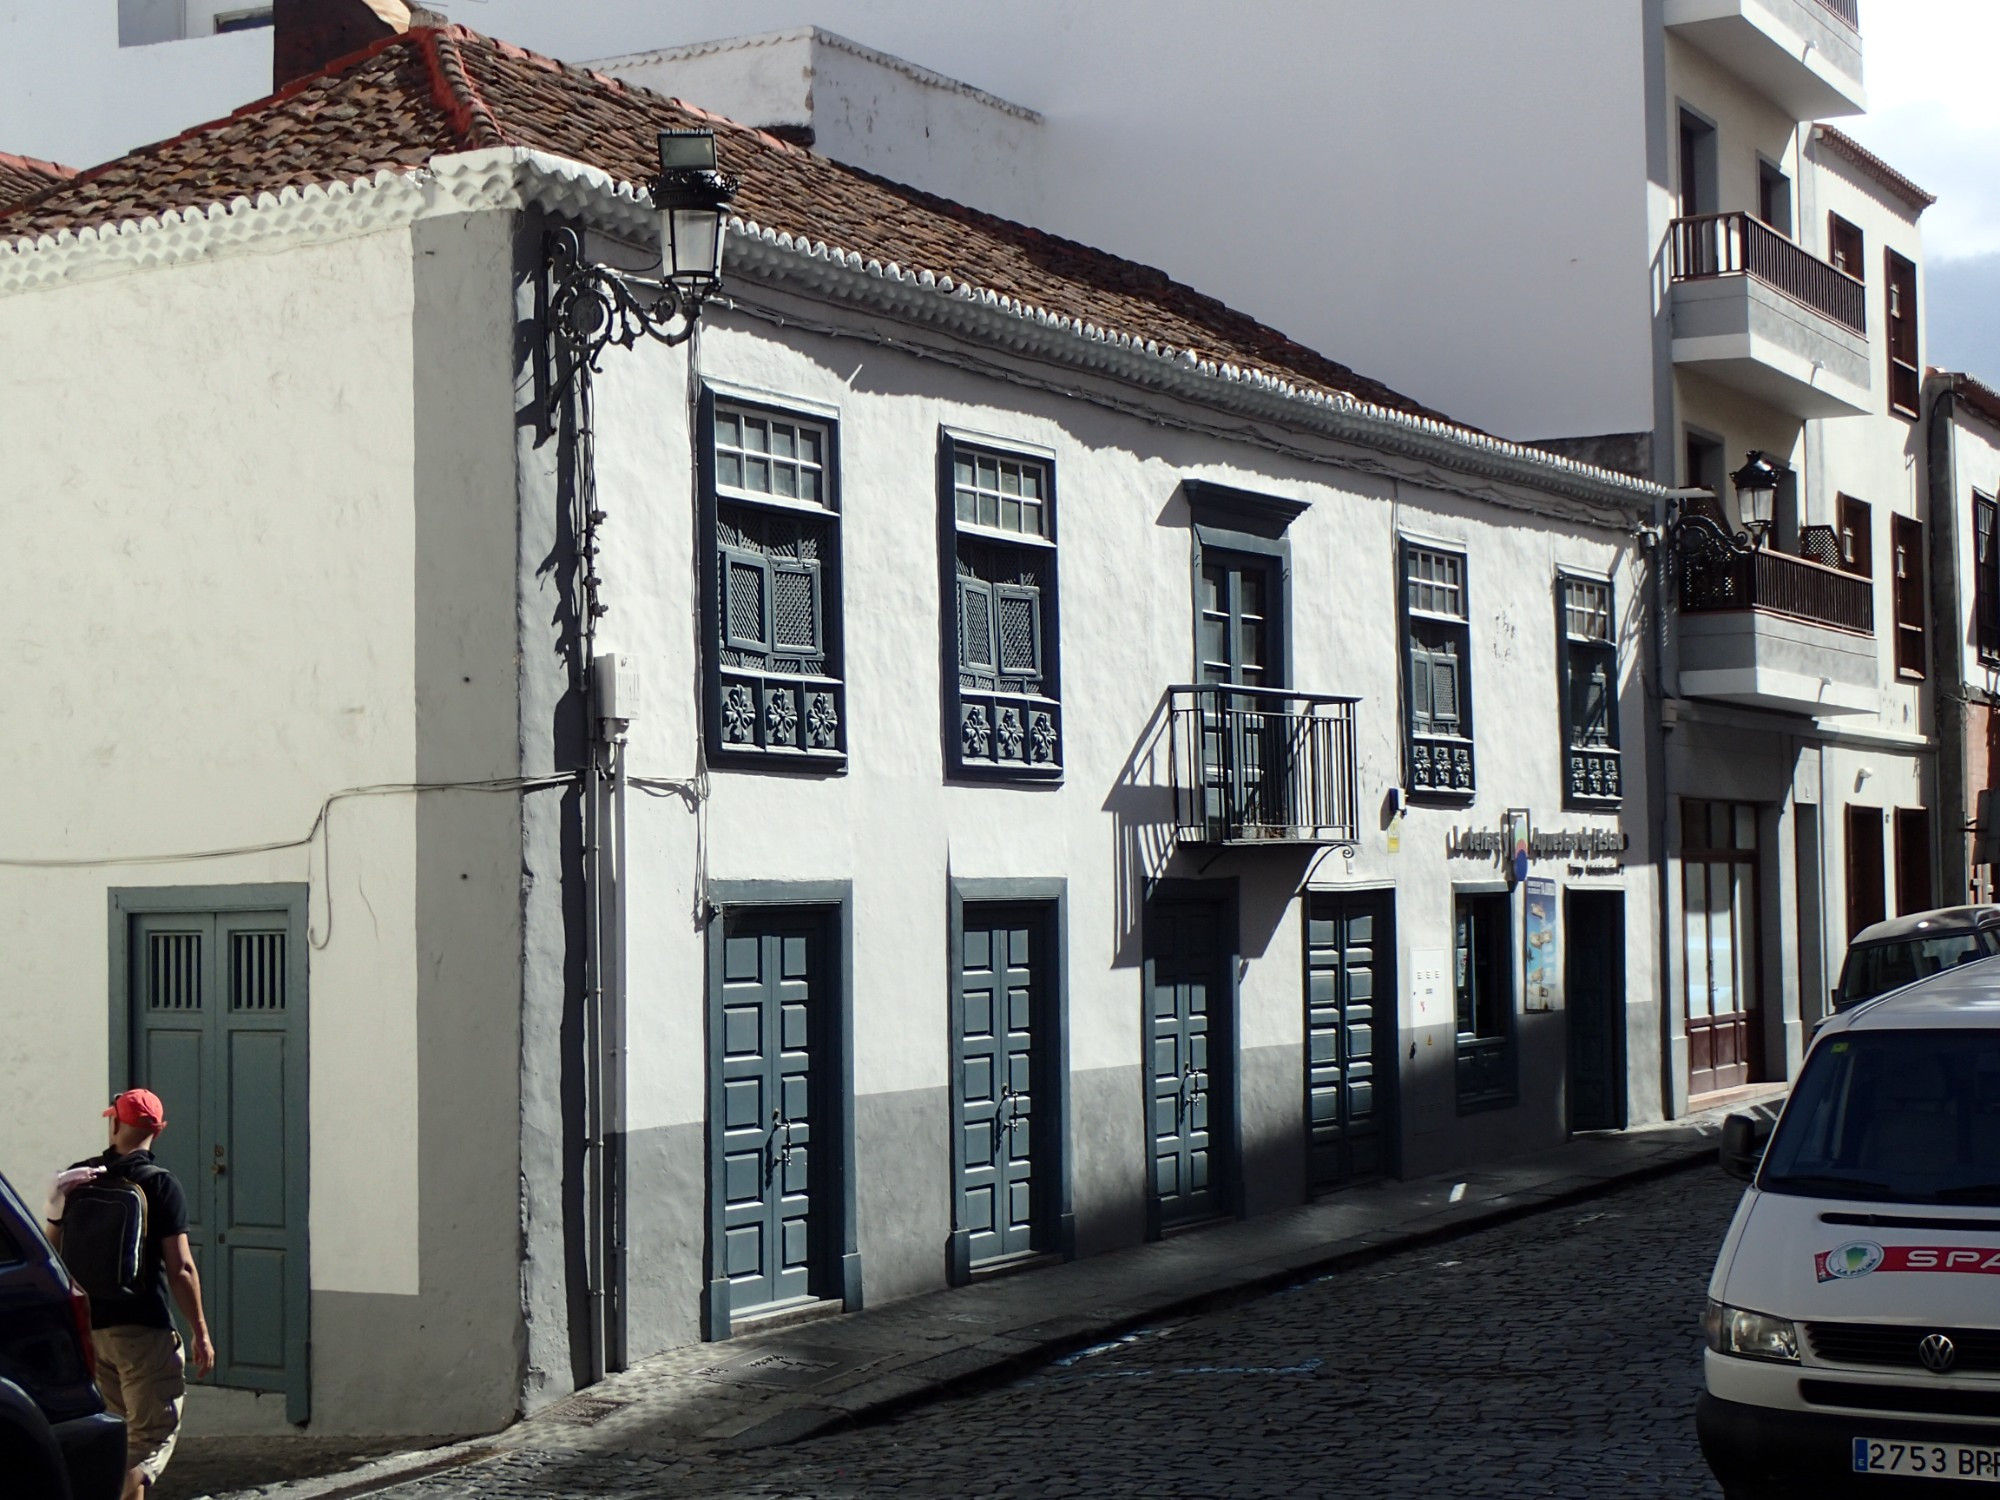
[360,1165,1740,1499]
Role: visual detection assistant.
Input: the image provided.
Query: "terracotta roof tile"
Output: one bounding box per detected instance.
[0,26,1452,424]
[0,151,78,213]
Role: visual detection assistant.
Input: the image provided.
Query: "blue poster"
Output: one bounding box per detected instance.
[1523,877,1557,1011]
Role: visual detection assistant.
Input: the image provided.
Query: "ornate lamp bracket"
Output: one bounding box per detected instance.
[1660,496,1752,581]
[543,227,709,417]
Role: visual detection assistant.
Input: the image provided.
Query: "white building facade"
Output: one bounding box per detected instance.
[1,25,1670,1433]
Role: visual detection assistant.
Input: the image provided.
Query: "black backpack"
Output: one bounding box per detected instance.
[60,1162,163,1303]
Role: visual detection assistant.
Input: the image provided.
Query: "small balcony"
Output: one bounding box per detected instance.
[1669,213,1871,418]
[1169,685,1360,847]
[1664,0,1865,120]
[1677,535,1876,716]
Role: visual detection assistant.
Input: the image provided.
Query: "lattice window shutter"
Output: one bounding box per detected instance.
[1409,644,1433,733]
[721,546,772,655]
[771,560,822,661]
[995,582,1041,679]
[1431,648,1461,735]
[959,576,997,674]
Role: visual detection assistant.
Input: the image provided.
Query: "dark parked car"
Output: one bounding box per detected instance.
[1833,904,2000,1012]
[0,1169,123,1499]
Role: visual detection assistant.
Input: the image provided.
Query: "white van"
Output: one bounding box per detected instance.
[1700,964,2000,1496]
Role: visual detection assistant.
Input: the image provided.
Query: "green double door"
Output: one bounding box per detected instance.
[125,903,308,1418]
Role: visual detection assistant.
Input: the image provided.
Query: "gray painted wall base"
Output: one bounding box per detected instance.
[854,1085,950,1305]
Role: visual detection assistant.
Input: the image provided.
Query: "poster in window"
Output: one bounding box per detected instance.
[1523,876,1558,1011]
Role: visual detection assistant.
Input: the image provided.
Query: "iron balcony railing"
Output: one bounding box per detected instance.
[1815,0,1859,31]
[1669,212,1867,337]
[1169,684,1360,847]
[1680,545,1874,634]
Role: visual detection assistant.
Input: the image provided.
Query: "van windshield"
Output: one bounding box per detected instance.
[1839,936,1995,1007]
[1761,1029,2000,1205]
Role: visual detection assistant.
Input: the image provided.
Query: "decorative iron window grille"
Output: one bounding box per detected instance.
[941,436,1061,779]
[703,397,845,765]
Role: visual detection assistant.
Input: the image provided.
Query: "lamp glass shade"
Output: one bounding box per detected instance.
[663,204,724,287]
[657,130,718,172]
[1731,452,1780,530]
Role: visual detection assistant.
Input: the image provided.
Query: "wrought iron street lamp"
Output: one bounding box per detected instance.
[543,128,739,405]
[1731,450,1782,550]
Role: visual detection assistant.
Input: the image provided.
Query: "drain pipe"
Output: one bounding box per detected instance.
[1928,379,1967,902]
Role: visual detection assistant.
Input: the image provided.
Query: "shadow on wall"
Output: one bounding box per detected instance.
[1104,692,1179,970]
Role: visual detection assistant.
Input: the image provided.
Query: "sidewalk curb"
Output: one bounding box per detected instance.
[751,1140,1724,1448]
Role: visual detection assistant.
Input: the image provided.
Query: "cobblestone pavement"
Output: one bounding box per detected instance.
[356,1165,1740,1499]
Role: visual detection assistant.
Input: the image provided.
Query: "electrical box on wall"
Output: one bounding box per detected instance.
[591,652,641,728]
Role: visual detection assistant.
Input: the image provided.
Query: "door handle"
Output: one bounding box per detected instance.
[213,1144,227,1177]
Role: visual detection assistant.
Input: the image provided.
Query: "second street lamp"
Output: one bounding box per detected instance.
[1731,450,1783,550]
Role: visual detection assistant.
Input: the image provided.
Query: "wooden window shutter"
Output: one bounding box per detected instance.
[995,582,1042,679]
[1409,643,1433,733]
[1431,647,1461,735]
[721,546,772,654]
[958,576,997,674]
[770,560,822,662]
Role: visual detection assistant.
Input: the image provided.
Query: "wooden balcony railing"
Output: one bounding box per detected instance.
[1669,213,1867,336]
[1814,0,1859,31]
[1680,545,1874,634]
[1169,684,1360,846]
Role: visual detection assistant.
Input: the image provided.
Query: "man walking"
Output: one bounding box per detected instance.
[46,1088,215,1500]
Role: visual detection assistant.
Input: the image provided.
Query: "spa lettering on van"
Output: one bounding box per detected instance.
[1816,1241,2000,1282]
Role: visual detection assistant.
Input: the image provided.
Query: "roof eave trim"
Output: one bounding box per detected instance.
[720,218,1664,517]
[0,144,1661,515]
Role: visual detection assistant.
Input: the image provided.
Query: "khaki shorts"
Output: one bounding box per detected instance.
[92,1324,185,1483]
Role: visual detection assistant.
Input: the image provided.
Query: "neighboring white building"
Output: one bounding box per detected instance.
[1927,372,2000,904]
[1,21,1668,1435]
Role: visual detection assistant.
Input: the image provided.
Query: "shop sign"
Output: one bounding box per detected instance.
[1447,812,1629,876]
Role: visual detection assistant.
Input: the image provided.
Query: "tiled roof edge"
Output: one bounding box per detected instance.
[1811,125,1937,215]
[0,147,628,294]
[0,151,78,181]
[1936,370,2000,435]
[721,219,1664,518]
[588,25,1044,123]
[0,142,1658,514]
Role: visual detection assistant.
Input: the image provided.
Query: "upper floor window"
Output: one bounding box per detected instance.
[941,435,1061,778]
[1828,214,1864,280]
[1892,514,1926,679]
[701,396,844,766]
[1886,250,1920,417]
[1838,494,1873,578]
[1757,160,1792,237]
[1402,540,1474,797]
[1976,494,2000,663]
[214,7,274,31]
[1560,576,1621,805]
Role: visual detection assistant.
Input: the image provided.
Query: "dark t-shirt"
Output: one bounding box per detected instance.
[67,1149,187,1330]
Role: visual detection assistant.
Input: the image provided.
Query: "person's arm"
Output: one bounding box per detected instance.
[42,1166,103,1251]
[161,1234,215,1377]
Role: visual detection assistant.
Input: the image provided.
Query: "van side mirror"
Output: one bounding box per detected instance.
[1720,1109,1775,1182]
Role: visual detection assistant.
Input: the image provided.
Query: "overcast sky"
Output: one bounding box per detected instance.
[1842,0,2000,379]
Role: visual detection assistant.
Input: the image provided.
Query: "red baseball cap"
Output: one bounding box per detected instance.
[104,1089,165,1129]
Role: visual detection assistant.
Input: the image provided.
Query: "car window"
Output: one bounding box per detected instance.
[1762,1028,2000,1204]
[1840,935,1990,1005]
[0,1216,20,1266]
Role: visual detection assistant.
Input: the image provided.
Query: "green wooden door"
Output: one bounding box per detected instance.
[1306,893,1394,1190]
[128,906,307,1416]
[956,910,1040,1265]
[717,916,818,1313]
[1146,901,1230,1231]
